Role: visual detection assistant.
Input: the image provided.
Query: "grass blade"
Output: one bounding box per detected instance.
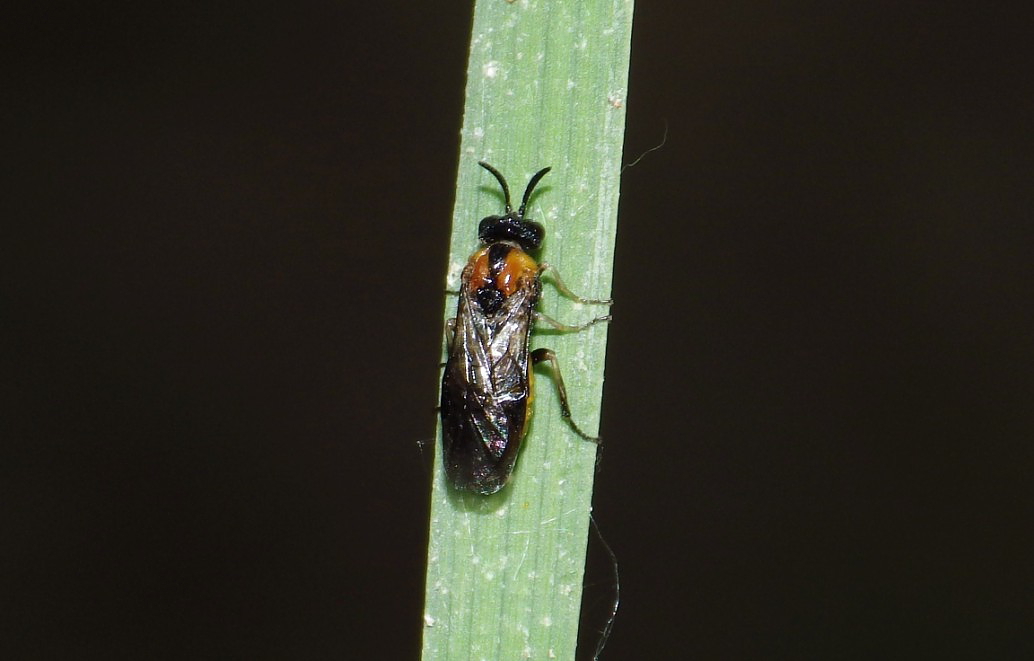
[423,1,633,659]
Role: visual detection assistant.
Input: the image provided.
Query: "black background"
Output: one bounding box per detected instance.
[5,1,1033,658]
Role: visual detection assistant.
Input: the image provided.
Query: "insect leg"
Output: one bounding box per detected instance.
[534,310,611,332]
[530,348,601,443]
[538,262,613,305]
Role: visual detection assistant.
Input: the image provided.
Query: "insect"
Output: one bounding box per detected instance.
[439,161,612,495]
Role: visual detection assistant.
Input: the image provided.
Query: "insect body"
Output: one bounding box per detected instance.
[440,162,611,495]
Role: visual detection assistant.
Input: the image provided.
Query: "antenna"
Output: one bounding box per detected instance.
[478,162,552,218]
[478,161,512,213]
[519,167,552,217]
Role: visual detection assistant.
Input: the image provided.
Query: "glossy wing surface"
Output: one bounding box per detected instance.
[440,283,536,494]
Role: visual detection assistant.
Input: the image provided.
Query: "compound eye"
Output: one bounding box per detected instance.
[478,215,504,242]
[478,216,544,251]
[519,222,544,250]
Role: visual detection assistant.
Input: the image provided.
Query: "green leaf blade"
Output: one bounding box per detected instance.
[423,1,633,659]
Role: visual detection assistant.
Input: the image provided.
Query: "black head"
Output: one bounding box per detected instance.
[477,161,550,251]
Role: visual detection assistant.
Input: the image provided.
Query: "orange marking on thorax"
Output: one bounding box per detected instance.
[465,245,539,297]
[495,249,538,296]
[466,247,494,292]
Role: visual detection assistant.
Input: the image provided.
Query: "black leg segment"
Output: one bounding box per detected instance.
[531,347,602,443]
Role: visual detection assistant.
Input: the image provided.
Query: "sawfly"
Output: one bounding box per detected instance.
[439,161,612,495]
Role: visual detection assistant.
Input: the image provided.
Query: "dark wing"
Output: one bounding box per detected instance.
[440,284,537,494]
